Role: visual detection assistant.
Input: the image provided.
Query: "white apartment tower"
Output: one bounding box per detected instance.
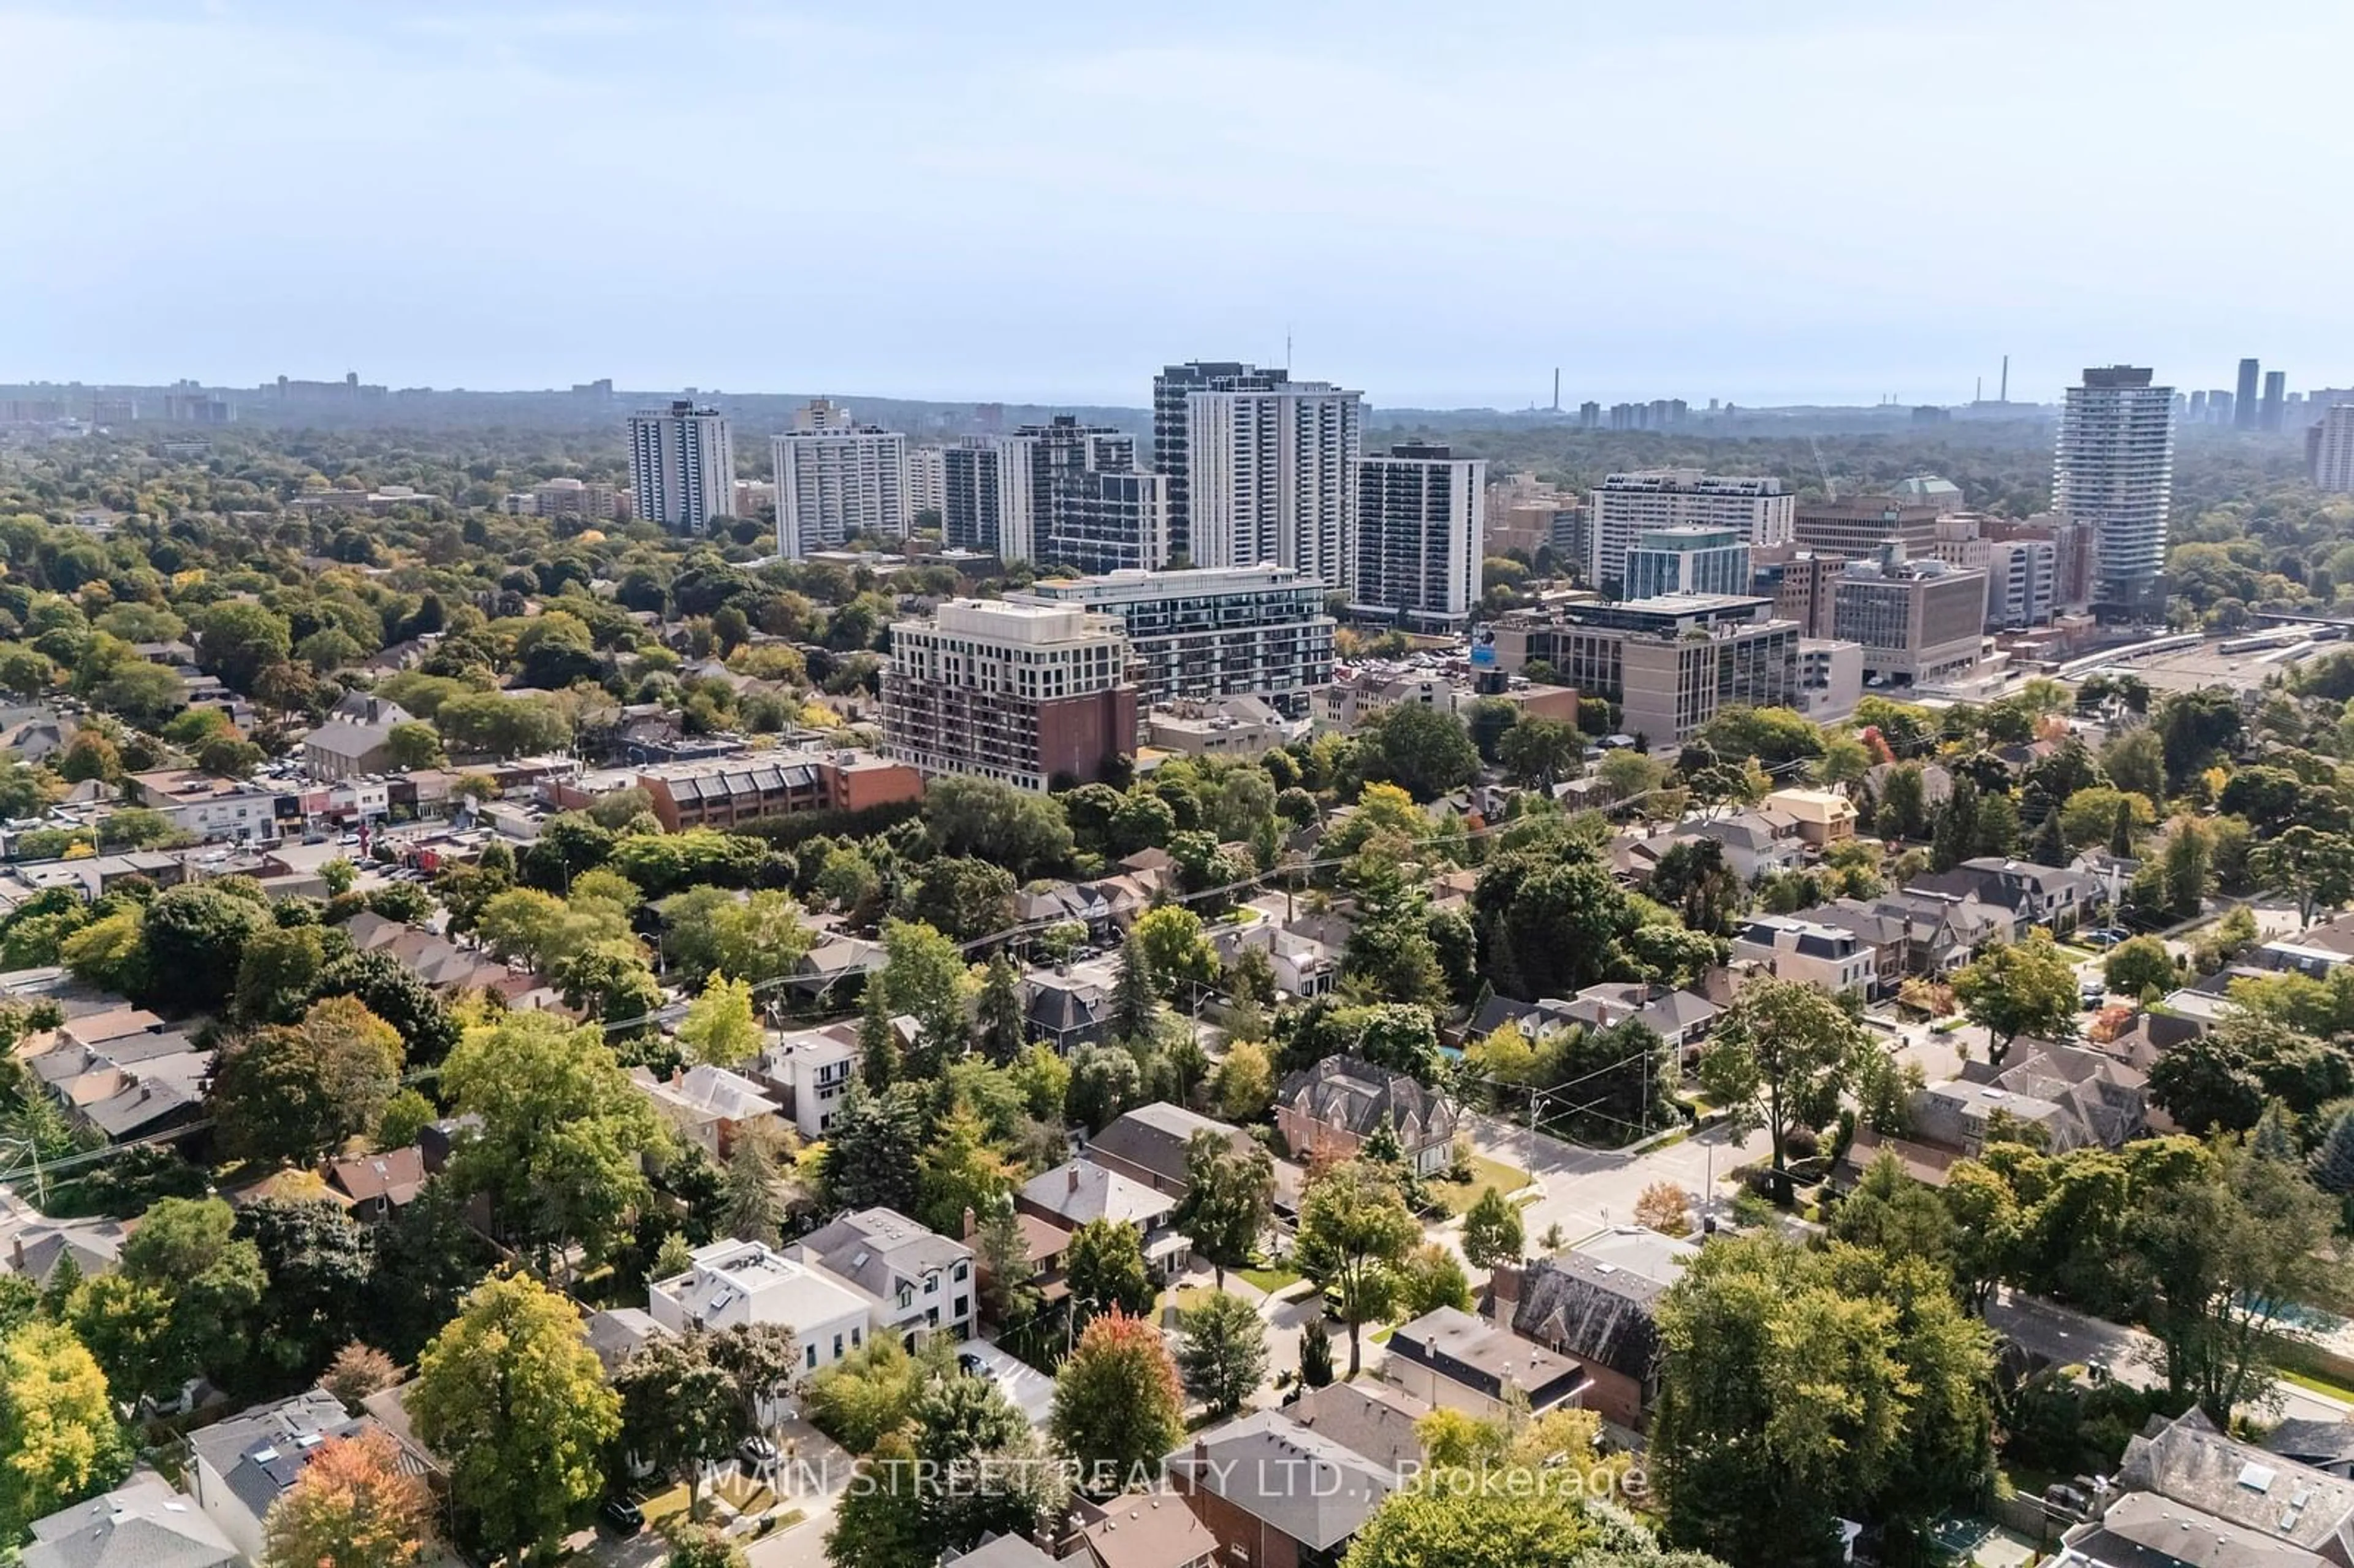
[771,398,910,558]
[2313,403,2354,493]
[1589,470,1794,598]
[2054,365,2175,620]
[1352,443,1487,631]
[1187,379,1363,590]
[907,445,949,520]
[628,402,735,533]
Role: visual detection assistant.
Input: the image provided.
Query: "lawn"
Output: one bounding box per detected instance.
[1426,1155,1533,1217]
[638,1482,691,1528]
[1235,1264,1303,1294]
[711,1473,777,1516]
[2280,1366,2354,1404]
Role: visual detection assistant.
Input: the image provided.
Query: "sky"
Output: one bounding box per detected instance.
[4,1,2351,409]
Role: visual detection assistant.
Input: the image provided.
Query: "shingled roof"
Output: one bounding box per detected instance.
[1276,1055,1460,1151]
[1511,1252,1672,1383]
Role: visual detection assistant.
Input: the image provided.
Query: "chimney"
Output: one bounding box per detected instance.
[9,1236,20,1270]
[962,1206,977,1241]
[1067,1164,1081,1194]
[1489,1263,1525,1312]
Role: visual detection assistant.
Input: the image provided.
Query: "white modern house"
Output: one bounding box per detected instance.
[754,1022,859,1138]
[792,1206,976,1346]
[648,1239,877,1382]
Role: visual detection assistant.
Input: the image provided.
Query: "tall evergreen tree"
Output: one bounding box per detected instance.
[858,983,900,1091]
[975,954,1026,1066]
[1111,932,1157,1043]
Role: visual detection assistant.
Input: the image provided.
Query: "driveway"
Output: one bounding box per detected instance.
[1988,1287,2353,1425]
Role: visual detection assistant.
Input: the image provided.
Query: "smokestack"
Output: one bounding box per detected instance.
[1552,368,1561,413]
[2000,355,2009,403]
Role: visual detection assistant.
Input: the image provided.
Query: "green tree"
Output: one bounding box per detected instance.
[1051,1311,1184,1491]
[826,1432,930,1568]
[874,919,972,1076]
[2148,1009,2352,1133]
[196,600,294,694]
[974,954,1026,1066]
[1174,1290,1268,1417]
[820,1082,927,1214]
[1499,717,1581,793]
[441,1012,671,1269]
[2104,935,2177,999]
[915,1098,1016,1237]
[1295,1160,1420,1376]
[409,1272,620,1564]
[139,882,271,1013]
[0,1321,128,1538]
[1109,932,1159,1042]
[1360,704,1480,802]
[678,973,762,1067]
[1952,933,2080,1068]
[922,775,1075,881]
[1174,1130,1274,1288]
[717,1130,785,1247]
[614,1331,753,1520]
[383,721,448,771]
[1064,1217,1156,1325]
[1131,905,1219,1001]
[1461,1186,1526,1272]
[2253,826,2354,925]
[74,1196,266,1403]
[1396,1241,1474,1317]
[1697,975,1867,1198]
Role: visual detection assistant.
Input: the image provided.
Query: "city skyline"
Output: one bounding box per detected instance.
[4,2,2350,406]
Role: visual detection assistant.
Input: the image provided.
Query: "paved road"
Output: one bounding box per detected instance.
[1464,1109,1772,1246]
[1989,1288,2353,1425]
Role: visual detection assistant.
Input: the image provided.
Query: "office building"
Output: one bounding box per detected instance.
[1588,470,1792,597]
[1831,550,1987,683]
[2054,366,2176,619]
[1986,538,2057,628]
[1982,514,2097,611]
[1353,443,1486,631]
[1188,378,1363,590]
[2263,370,2288,433]
[1154,361,1287,559]
[906,445,948,522]
[2209,390,2235,426]
[628,402,734,533]
[1623,525,1751,601]
[1488,595,1798,744]
[881,599,1137,792]
[2236,358,2261,430]
[2188,390,2208,423]
[1751,542,1842,637]
[772,399,910,558]
[1791,494,1946,559]
[1013,565,1333,718]
[1892,474,1965,514]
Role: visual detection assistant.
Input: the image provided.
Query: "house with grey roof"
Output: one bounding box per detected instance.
[1469,983,1717,1054]
[2079,1406,2354,1567]
[185,1389,390,1564]
[627,1061,783,1159]
[2,1216,132,1289]
[1166,1412,1397,1568]
[1086,1102,1306,1216]
[1384,1304,1589,1420]
[1507,1227,1700,1433]
[791,1206,975,1345]
[302,695,414,781]
[2056,1487,2332,1568]
[2268,1418,2354,1482]
[1910,1039,2148,1159]
[1284,1381,1430,1474]
[1276,1055,1461,1177]
[22,1476,238,1568]
[1017,1159,1189,1279]
[1022,971,1110,1054]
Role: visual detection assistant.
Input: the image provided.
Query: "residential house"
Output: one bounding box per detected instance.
[584,1306,673,1374]
[1908,857,2101,936]
[1276,1056,1461,1178]
[1864,759,1954,810]
[792,1206,975,1347]
[2267,1418,2354,1482]
[1283,1382,1430,1474]
[1166,1412,1398,1568]
[628,1062,784,1159]
[1910,1039,2150,1159]
[2,1216,131,1290]
[753,1022,859,1138]
[1016,866,1168,941]
[1871,885,2019,969]
[340,910,553,1004]
[1761,786,1859,848]
[1024,972,1112,1054]
[1384,1305,1589,1419]
[1730,914,1877,995]
[186,1389,403,1564]
[947,1535,1062,1568]
[1506,1226,1700,1433]
[1086,1102,1306,1214]
[20,1011,210,1145]
[1684,808,1807,880]
[2084,1406,2354,1566]
[1061,1491,1221,1568]
[647,1239,876,1382]
[22,1476,239,1568]
[1017,1159,1189,1279]
[1470,983,1718,1054]
[1808,899,1911,999]
[324,1146,428,1222]
[301,695,414,780]
[1829,1127,1968,1192]
[2055,1488,2335,1568]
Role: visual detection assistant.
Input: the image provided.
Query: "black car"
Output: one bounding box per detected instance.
[600,1497,644,1536]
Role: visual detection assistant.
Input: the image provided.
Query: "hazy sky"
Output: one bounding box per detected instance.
[5,1,2350,408]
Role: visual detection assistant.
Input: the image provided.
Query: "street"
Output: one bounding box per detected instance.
[1988,1288,2354,1426]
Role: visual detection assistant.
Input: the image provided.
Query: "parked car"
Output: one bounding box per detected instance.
[600,1497,644,1536]
[737,1434,781,1471]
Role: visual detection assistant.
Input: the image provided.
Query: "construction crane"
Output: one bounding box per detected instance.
[1809,435,1837,500]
